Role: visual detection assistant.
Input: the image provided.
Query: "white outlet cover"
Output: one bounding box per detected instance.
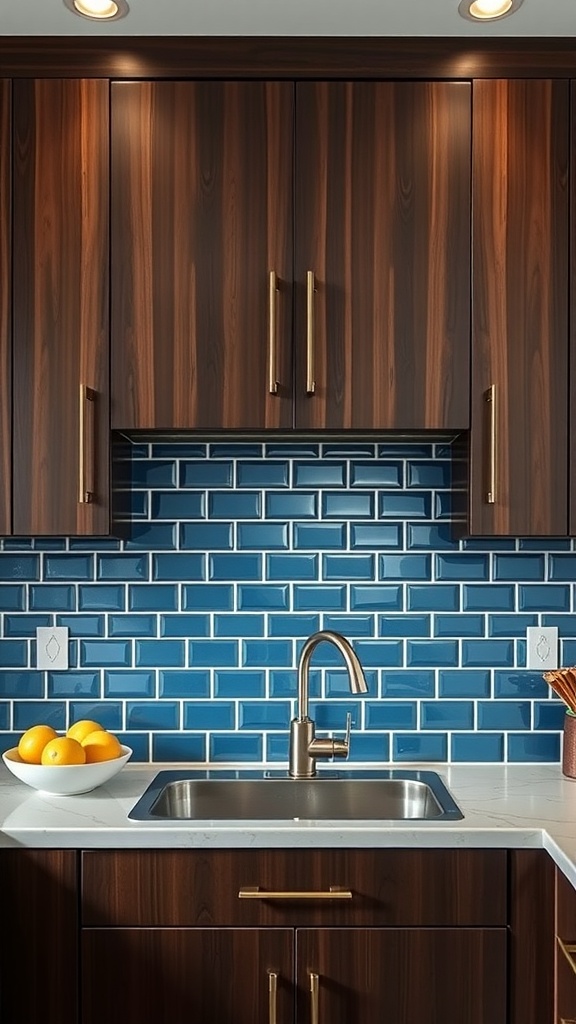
[36,626,69,671]
[526,626,559,671]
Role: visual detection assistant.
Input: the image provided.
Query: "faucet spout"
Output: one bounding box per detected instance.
[289,630,368,779]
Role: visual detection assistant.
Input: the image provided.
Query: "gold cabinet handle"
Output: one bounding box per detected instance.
[306,270,316,394]
[484,384,497,504]
[79,384,96,504]
[558,936,576,976]
[310,972,319,1024]
[238,886,352,901]
[268,971,278,1024]
[268,271,280,394]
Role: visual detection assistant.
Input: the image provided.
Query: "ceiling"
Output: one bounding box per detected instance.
[1,0,574,38]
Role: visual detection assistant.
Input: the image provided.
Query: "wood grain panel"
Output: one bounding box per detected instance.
[294,81,470,430]
[470,79,569,536]
[12,79,110,535]
[81,848,507,928]
[111,80,293,430]
[297,927,507,1024]
[509,850,555,1024]
[570,82,576,537]
[0,80,11,535]
[82,928,293,1024]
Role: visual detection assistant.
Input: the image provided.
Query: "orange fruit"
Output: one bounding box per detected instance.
[17,724,58,764]
[41,737,86,766]
[67,719,105,744]
[81,730,122,763]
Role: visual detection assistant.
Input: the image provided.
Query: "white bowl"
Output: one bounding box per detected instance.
[1,745,133,795]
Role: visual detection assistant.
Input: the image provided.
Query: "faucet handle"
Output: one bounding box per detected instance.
[328,712,353,761]
[344,712,352,748]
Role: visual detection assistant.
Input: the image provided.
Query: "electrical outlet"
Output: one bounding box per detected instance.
[526,626,559,671]
[36,626,69,670]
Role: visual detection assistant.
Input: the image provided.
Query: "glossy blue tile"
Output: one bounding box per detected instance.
[3,614,51,637]
[97,555,149,581]
[237,523,289,550]
[69,702,122,730]
[209,733,263,762]
[549,555,576,581]
[293,462,346,487]
[209,492,261,519]
[347,733,390,762]
[407,524,457,550]
[44,555,94,580]
[209,553,261,581]
[519,585,570,611]
[79,585,125,611]
[324,554,374,581]
[0,585,25,611]
[324,614,374,637]
[350,524,403,550]
[407,585,459,611]
[159,671,211,699]
[104,671,155,698]
[392,733,447,762]
[542,615,576,636]
[190,640,238,667]
[153,734,206,762]
[184,584,233,611]
[266,492,317,519]
[439,671,491,698]
[322,492,374,518]
[239,701,291,729]
[378,443,432,458]
[269,614,320,637]
[421,701,474,730]
[152,491,205,520]
[269,669,319,699]
[406,461,451,488]
[128,584,177,611]
[180,461,233,488]
[0,640,28,667]
[56,615,105,637]
[267,554,318,584]
[365,702,416,730]
[349,462,402,487]
[123,492,149,519]
[494,672,548,699]
[379,493,431,519]
[214,614,265,638]
[214,670,266,698]
[266,734,290,761]
[462,537,515,551]
[463,585,515,611]
[29,585,75,611]
[436,554,489,581]
[379,614,430,638]
[13,702,66,731]
[349,586,401,611]
[160,614,210,638]
[488,614,537,637]
[434,492,457,520]
[136,640,185,667]
[434,614,484,637]
[265,443,319,458]
[325,668,377,696]
[153,553,205,581]
[127,702,179,730]
[0,671,43,698]
[184,701,235,730]
[293,586,346,611]
[207,443,260,458]
[494,554,545,581]
[478,701,531,730]
[125,523,178,550]
[236,461,289,487]
[0,555,40,580]
[353,640,403,667]
[462,640,514,667]
[560,640,576,664]
[48,672,100,698]
[312,702,362,730]
[534,702,566,730]
[407,641,458,667]
[508,733,560,762]
[81,640,132,668]
[127,459,177,487]
[0,703,10,730]
[180,522,233,550]
[238,585,289,610]
[323,443,376,458]
[451,734,504,762]
[293,523,346,549]
[69,538,121,551]
[379,554,431,581]
[241,640,292,667]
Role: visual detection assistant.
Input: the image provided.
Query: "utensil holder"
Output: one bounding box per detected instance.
[562,710,576,778]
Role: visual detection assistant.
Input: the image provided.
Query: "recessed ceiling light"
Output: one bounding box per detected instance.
[458,0,524,21]
[63,0,129,20]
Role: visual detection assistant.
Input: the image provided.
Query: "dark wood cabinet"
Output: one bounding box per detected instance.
[555,865,576,1024]
[11,78,110,535]
[470,79,569,536]
[0,79,11,535]
[111,79,471,433]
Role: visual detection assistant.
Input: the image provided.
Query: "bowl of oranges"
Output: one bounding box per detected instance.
[2,720,132,795]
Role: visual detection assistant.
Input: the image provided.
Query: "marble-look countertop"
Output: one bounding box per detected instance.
[1,761,576,883]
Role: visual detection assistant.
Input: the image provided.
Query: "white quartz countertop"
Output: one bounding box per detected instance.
[1,761,576,881]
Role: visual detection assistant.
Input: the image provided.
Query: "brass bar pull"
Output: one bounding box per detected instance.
[484,384,497,504]
[268,271,280,394]
[268,971,278,1024]
[306,270,316,394]
[557,936,576,976]
[310,972,319,1024]
[79,384,96,504]
[238,886,352,901]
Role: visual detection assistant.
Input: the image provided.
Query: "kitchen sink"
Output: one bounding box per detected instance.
[128,769,463,822]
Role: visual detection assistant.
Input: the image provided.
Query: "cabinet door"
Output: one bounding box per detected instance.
[111,81,293,431]
[294,81,471,431]
[82,928,293,1024]
[0,80,10,534]
[470,80,569,536]
[12,79,110,535]
[297,928,507,1024]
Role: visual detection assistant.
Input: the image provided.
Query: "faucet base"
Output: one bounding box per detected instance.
[288,718,317,779]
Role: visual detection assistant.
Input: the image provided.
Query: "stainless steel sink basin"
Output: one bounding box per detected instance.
[128,769,463,822]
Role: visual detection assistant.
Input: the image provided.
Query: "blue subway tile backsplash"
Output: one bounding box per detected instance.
[0,440,573,764]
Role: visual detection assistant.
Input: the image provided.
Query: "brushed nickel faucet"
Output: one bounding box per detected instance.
[288,630,369,778]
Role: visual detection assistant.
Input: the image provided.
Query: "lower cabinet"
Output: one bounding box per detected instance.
[556,866,576,1024]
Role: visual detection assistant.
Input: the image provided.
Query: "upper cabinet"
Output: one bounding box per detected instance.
[12,79,110,536]
[470,79,569,536]
[111,79,471,433]
[0,80,11,535]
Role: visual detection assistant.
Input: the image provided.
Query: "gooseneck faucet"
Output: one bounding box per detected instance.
[289,630,369,778]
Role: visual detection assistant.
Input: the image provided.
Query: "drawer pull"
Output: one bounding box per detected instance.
[238,885,353,901]
[310,972,319,1024]
[484,383,497,504]
[306,270,316,394]
[79,384,96,504]
[268,970,278,1024]
[268,271,280,394]
[558,936,576,976]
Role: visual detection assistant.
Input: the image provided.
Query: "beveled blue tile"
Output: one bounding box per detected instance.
[519,586,570,611]
[269,669,319,699]
[44,555,94,580]
[13,702,66,731]
[56,615,105,637]
[236,461,289,487]
[127,702,179,730]
[533,702,565,730]
[0,640,28,667]
[406,461,451,488]
[347,733,390,762]
[184,584,233,611]
[451,734,504,762]
[478,701,531,730]
[136,640,186,667]
[237,523,289,550]
[81,640,131,668]
[238,701,291,729]
[542,615,576,636]
[494,672,548,699]
[208,443,261,458]
[0,585,25,611]
[311,702,362,729]
[153,553,205,581]
[69,702,122,730]
[0,671,43,698]
[293,586,346,611]
[325,668,377,696]
[560,640,576,664]
[104,671,155,697]
[407,641,458,667]
[214,614,265,638]
[324,554,375,581]
[322,492,374,518]
[508,733,560,762]
[1,539,33,550]
[349,462,402,487]
[379,493,431,519]
[109,614,156,637]
[494,554,545,581]
[97,554,149,581]
[549,555,576,581]
[462,537,516,551]
[69,538,121,551]
[159,670,210,699]
[434,614,484,637]
[293,523,346,549]
[183,701,235,730]
[214,670,265,698]
[265,443,319,458]
[350,524,402,549]
[209,733,263,762]
[180,522,233,550]
[267,554,318,581]
[379,614,431,638]
[351,586,402,611]
[209,492,261,519]
[434,492,457,519]
[436,554,489,581]
[266,492,317,519]
[180,461,233,488]
[379,554,431,581]
[209,553,262,581]
[323,443,376,458]
[153,734,206,762]
[392,733,447,762]
[48,672,100,698]
[190,640,238,667]
[407,585,459,611]
[129,584,177,611]
[127,459,177,487]
[266,734,290,761]
[439,671,490,698]
[79,585,125,611]
[269,614,320,637]
[4,614,51,637]
[462,640,514,667]
[520,539,572,551]
[354,640,403,667]
[0,555,40,580]
[238,585,289,610]
[407,525,457,550]
[488,614,538,637]
[324,614,374,637]
[0,703,10,730]
[241,640,292,667]
[30,585,75,611]
[124,523,177,550]
[378,443,433,457]
[421,701,474,729]
[293,462,346,487]
[463,585,515,611]
[152,492,205,520]
[365,701,416,730]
